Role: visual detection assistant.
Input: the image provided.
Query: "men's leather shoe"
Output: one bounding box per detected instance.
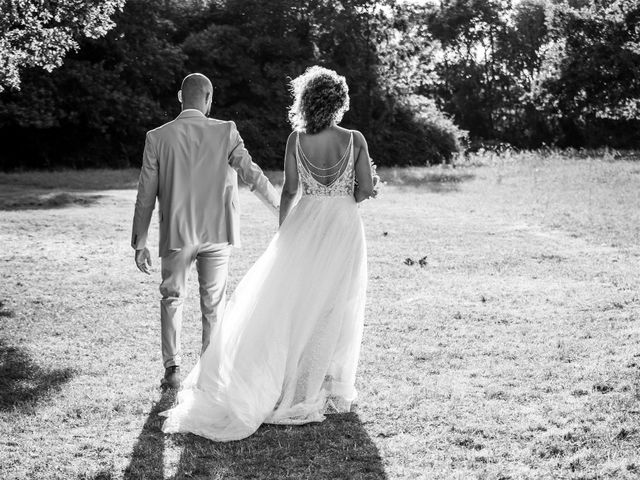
[161,366,180,389]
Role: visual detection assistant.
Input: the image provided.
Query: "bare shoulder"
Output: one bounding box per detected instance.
[349,129,368,149]
[330,125,363,144]
[350,129,365,140]
[286,130,298,148]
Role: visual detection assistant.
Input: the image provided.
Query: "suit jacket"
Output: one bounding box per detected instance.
[131,109,279,257]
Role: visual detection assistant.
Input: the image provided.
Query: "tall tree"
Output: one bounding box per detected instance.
[426,0,515,139]
[0,0,125,92]
[541,0,640,146]
[0,0,186,168]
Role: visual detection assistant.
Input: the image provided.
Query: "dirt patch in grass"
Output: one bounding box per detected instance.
[0,192,104,210]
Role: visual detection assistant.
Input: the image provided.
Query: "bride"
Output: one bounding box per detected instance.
[161,66,376,441]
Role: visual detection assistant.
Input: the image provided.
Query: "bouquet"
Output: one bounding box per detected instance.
[370,160,382,198]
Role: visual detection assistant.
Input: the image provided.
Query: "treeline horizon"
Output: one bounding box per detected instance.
[0,0,638,170]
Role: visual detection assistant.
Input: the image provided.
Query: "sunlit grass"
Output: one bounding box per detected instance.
[0,152,639,479]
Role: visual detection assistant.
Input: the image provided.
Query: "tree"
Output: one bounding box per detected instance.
[0,0,125,92]
[425,0,515,140]
[541,0,640,146]
[0,0,186,168]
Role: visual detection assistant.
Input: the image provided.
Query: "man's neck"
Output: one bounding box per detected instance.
[182,105,205,114]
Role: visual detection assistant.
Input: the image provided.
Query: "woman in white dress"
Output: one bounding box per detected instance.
[161,66,376,441]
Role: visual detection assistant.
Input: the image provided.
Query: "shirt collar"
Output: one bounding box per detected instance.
[177,109,206,119]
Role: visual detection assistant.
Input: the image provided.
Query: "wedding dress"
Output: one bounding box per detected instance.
[160,131,367,441]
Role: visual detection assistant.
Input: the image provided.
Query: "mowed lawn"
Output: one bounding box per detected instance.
[0,152,639,479]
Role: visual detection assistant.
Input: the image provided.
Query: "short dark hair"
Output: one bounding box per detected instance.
[288,66,350,134]
[181,73,212,104]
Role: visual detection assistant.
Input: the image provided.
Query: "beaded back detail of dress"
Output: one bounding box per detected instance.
[295,131,355,197]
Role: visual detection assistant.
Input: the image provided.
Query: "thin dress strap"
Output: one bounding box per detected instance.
[349,131,355,186]
[350,131,354,164]
[295,131,300,161]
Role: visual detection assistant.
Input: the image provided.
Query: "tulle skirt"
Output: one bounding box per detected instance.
[160,195,367,441]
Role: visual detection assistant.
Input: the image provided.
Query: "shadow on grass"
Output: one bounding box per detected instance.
[0,169,139,191]
[0,191,103,211]
[123,390,177,480]
[175,412,387,479]
[0,338,74,412]
[123,395,386,479]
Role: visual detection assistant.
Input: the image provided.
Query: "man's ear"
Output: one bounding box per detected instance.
[177,90,183,104]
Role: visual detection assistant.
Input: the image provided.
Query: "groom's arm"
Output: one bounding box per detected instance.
[227,121,279,216]
[131,132,159,252]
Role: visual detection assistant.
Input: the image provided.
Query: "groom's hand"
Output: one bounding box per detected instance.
[135,248,152,275]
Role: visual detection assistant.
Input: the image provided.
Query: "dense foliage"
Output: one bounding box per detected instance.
[0,0,638,170]
[0,0,125,92]
[423,0,640,149]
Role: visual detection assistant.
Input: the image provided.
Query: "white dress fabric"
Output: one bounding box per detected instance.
[160,131,367,442]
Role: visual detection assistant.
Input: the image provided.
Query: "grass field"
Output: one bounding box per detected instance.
[1,152,639,479]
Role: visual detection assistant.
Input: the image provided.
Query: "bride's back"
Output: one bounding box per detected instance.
[297,126,352,169]
[296,126,355,190]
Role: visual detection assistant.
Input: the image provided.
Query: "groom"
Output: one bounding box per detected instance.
[131,73,279,389]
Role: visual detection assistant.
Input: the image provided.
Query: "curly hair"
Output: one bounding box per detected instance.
[288,66,350,134]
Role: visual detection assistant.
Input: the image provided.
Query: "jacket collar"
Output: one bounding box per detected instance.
[176,109,206,119]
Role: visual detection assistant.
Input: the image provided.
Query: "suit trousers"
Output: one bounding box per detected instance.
[159,243,231,368]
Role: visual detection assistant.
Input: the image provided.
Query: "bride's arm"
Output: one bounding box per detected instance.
[279,132,299,226]
[353,131,374,203]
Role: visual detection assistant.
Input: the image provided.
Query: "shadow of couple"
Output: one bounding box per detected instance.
[0,336,386,479]
[121,390,387,479]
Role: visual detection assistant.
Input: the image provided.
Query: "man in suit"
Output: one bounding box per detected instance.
[131,73,279,389]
